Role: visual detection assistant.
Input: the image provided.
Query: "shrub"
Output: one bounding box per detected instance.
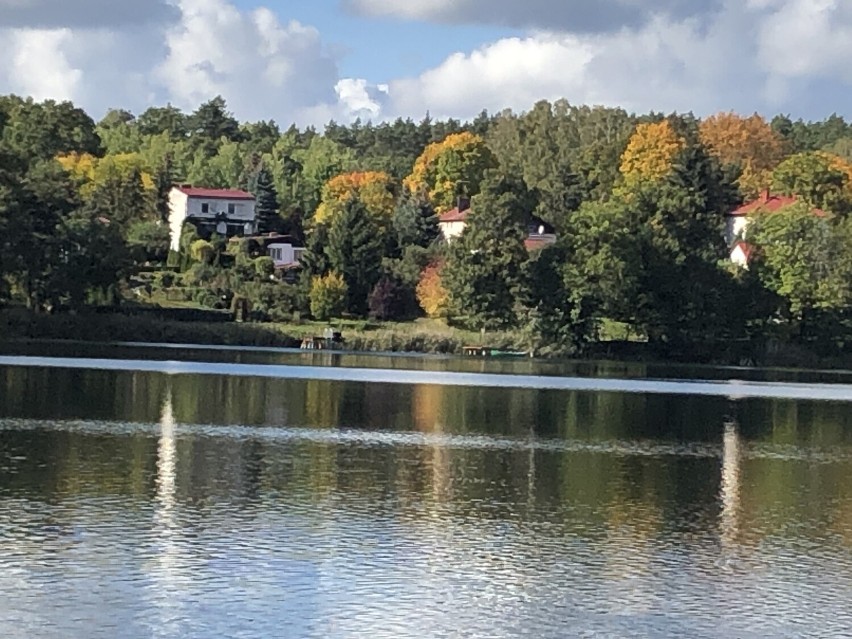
[190,239,216,265]
[310,272,348,321]
[254,256,276,280]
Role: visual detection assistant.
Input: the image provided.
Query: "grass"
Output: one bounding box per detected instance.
[0,306,527,355]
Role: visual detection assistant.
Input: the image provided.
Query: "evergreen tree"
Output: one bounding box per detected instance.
[326,198,384,315]
[392,187,439,248]
[443,172,531,329]
[252,165,280,234]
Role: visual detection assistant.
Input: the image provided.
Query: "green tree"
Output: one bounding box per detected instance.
[772,152,852,214]
[326,198,385,315]
[310,272,347,321]
[749,204,852,333]
[251,164,281,234]
[392,187,439,248]
[443,173,531,328]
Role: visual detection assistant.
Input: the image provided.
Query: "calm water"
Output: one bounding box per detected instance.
[2,344,852,638]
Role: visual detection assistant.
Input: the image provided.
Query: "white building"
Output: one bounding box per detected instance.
[268,242,306,268]
[168,185,257,251]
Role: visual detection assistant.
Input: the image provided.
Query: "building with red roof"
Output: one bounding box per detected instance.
[438,198,557,250]
[168,184,257,251]
[726,190,826,266]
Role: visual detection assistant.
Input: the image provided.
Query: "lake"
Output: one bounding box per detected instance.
[1,342,852,638]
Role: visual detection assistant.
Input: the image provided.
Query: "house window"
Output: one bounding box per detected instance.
[293,248,306,262]
[201,203,209,213]
[228,203,236,215]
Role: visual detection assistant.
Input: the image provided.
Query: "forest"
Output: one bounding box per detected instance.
[3,93,852,359]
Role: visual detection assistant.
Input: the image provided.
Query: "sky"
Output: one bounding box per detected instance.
[0,0,851,127]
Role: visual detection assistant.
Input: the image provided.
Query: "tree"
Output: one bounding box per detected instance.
[310,272,347,321]
[619,120,686,189]
[368,276,409,320]
[137,104,188,138]
[314,171,397,228]
[404,132,498,213]
[1,97,101,160]
[392,187,439,248]
[416,263,449,319]
[188,96,240,143]
[325,197,385,315]
[442,173,531,328]
[749,204,852,327]
[772,152,852,214]
[251,164,281,234]
[700,112,786,197]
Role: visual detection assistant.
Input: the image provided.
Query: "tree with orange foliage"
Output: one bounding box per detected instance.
[404,132,497,213]
[619,120,686,189]
[314,171,397,227]
[699,112,786,198]
[416,263,448,319]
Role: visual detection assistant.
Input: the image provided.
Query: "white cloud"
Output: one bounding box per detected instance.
[5,29,83,102]
[154,0,342,123]
[0,0,851,128]
[380,2,763,121]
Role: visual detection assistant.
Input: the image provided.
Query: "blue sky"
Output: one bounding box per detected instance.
[244,0,518,82]
[0,0,850,125]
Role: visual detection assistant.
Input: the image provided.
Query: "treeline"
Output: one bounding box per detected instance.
[3,94,852,357]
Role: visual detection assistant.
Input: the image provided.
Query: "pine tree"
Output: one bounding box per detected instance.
[326,197,384,315]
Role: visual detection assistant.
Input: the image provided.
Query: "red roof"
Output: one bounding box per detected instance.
[524,236,557,252]
[439,207,470,223]
[730,192,826,217]
[176,186,255,201]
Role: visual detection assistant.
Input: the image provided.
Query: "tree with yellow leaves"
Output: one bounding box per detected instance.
[404,132,497,213]
[699,112,786,198]
[314,171,397,227]
[619,120,686,189]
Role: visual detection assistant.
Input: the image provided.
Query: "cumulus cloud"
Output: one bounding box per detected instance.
[0,0,179,28]
[344,0,724,33]
[377,0,852,121]
[155,0,343,123]
[0,0,851,128]
[381,2,762,121]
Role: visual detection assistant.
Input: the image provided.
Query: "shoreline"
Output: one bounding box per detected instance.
[1,307,849,371]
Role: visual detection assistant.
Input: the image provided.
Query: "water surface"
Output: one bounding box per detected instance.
[1,349,851,638]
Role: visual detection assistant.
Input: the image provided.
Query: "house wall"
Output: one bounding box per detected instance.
[725,215,750,246]
[730,244,750,268]
[268,243,306,267]
[168,189,189,251]
[439,221,467,241]
[168,187,257,251]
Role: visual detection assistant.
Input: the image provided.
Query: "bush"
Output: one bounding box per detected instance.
[242,282,301,322]
[254,256,275,280]
[190,239,216,265]
[310,272,348,321]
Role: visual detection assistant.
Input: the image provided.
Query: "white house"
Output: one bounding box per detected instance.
[168,185,257,251]
[268,242,306,268]
[438,203,557,251]
[725,191,826,267]
[438,206,470,241]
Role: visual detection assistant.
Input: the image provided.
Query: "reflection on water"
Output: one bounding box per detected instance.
[1,360,852,637]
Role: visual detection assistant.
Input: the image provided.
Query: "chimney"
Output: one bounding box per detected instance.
[457,196,471,212]
[762,187,771,201]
